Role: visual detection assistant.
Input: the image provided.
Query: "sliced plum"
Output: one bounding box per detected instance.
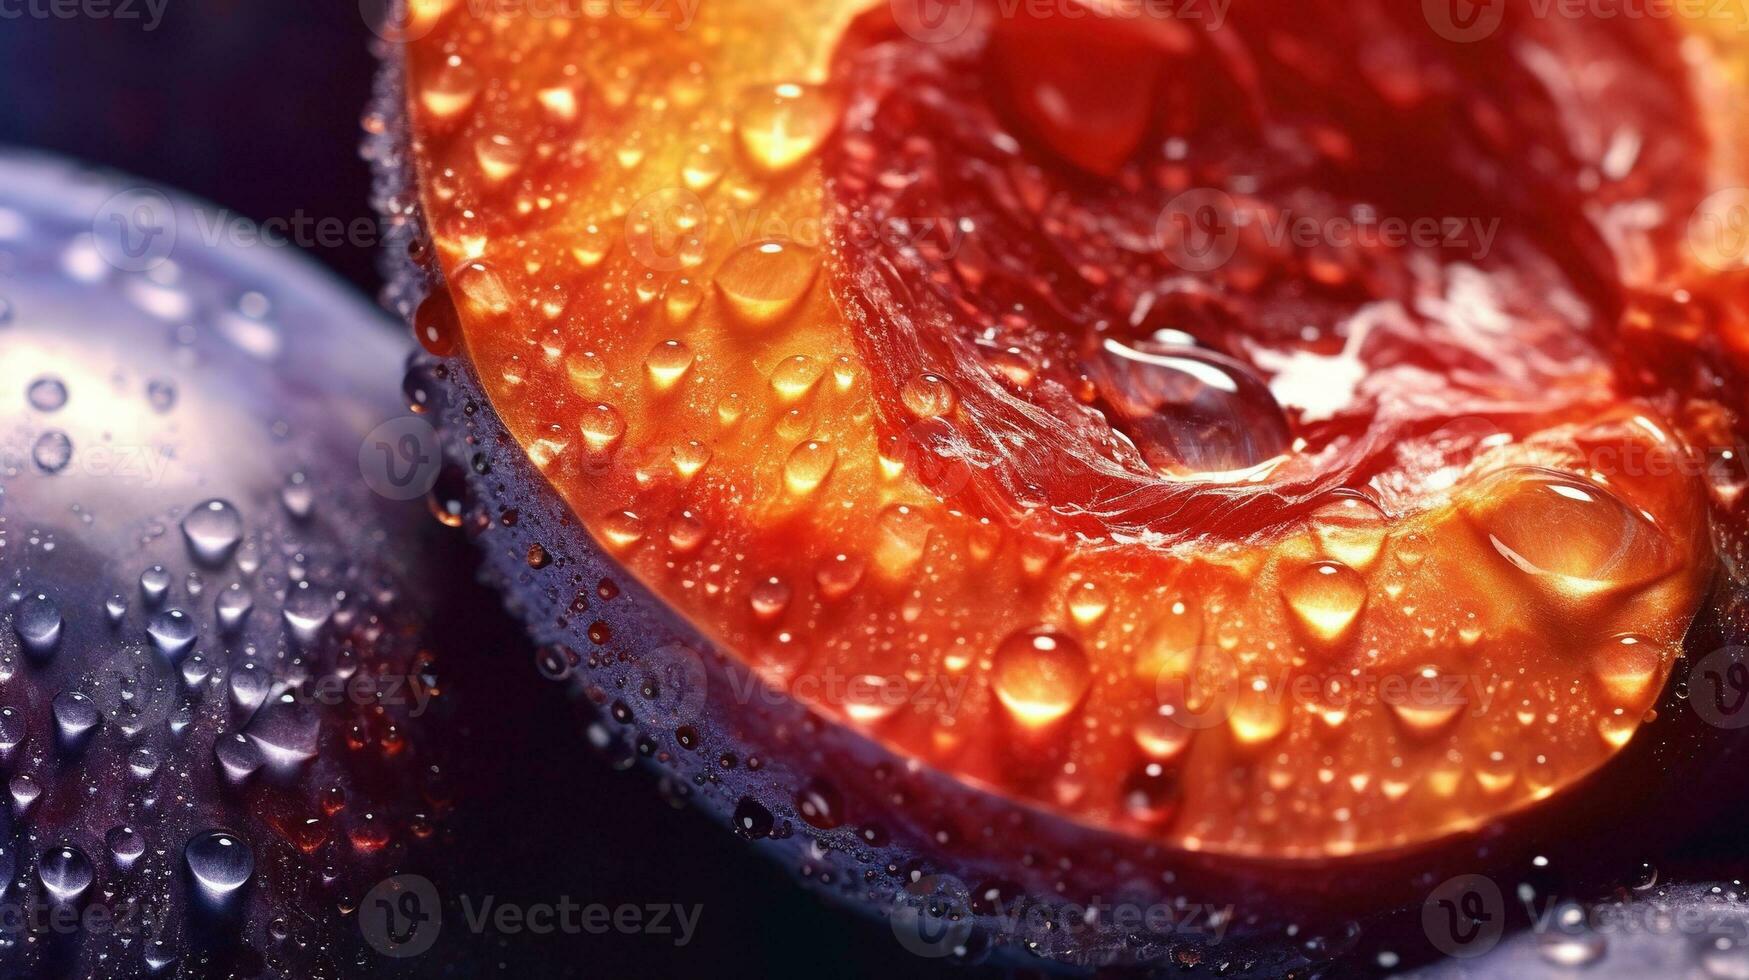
[383,0,1749,969]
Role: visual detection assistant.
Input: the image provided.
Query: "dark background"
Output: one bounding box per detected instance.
[0,4,963,977]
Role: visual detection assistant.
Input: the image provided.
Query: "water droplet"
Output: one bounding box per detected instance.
[1465,467,1671,601]
[181,499,243,567]
[140,565,171,606]
[0,709,24,761]
[14,593,62,658]
[106,826,146,871]
[580,402,626,456]
[146,379,177,413]
[127,745,160,780]
[794,779,844,829]
[1592,634,1667,706]
[734,82,839,173]
[816,553,866,600]
[216,584,253,634]
[51,690,100,748]
[783,440,836,495]
[993,627,1091,727]
[1389,666,1465,736]
[1067,580,1109,626]
[229,661,271,717]
[901,374,958,419]
[875,504,931,575]
[104,594,128,624]
[282,582,334,645]
[731,798,774,839]
[645,339,694,389]
[146,609,197,661]
[420,57,479,118]
[1310,497,1389,569]
[1087,338,1289,477]
[246,694,321,771]
[770,355,824,400]
[1122,762,1181,825]
[39,845,93,905]
[473,132,526,182]
[749,577,791,621]
[26,376,66,412]
[1283,561,1367,644]
[185,830,254,900]
[32,430,72,473]
[214,733,263,784]
[1536,926,1606,967]
[715,240,819,325]
[1133,709,1193,760]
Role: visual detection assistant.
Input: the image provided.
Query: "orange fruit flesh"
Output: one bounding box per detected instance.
[401,0,1748,858]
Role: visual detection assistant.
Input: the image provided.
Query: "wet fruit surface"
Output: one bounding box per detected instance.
[0,154,449,976]
[398,0,1749,864]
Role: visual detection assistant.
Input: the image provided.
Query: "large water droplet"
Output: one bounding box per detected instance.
[214,733,263,784]
[26,376,67,412]
[245,694,320,770]
[1087,338,1290,477]
[14,593,62,658]
[181,499,243,567]
[1591,634,1668,707]
[282,582,334,645]
[139,565,171,606]
[1283,561,1368,644]
[1465,467,1671,601]
[715,240,819,325]
[146,609,197,661]
[51,690,100,749]
[39,844,93,905]
[185,830,254,900]
[992,627,1091,727]
[734,82,839,173]
[216,584,253,634]
[31,430,72,473]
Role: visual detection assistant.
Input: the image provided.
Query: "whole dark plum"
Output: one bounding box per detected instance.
[0,151,455,978]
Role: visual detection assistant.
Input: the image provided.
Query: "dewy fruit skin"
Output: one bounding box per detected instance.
[375,0,1749,972]
[0,153,454,977]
